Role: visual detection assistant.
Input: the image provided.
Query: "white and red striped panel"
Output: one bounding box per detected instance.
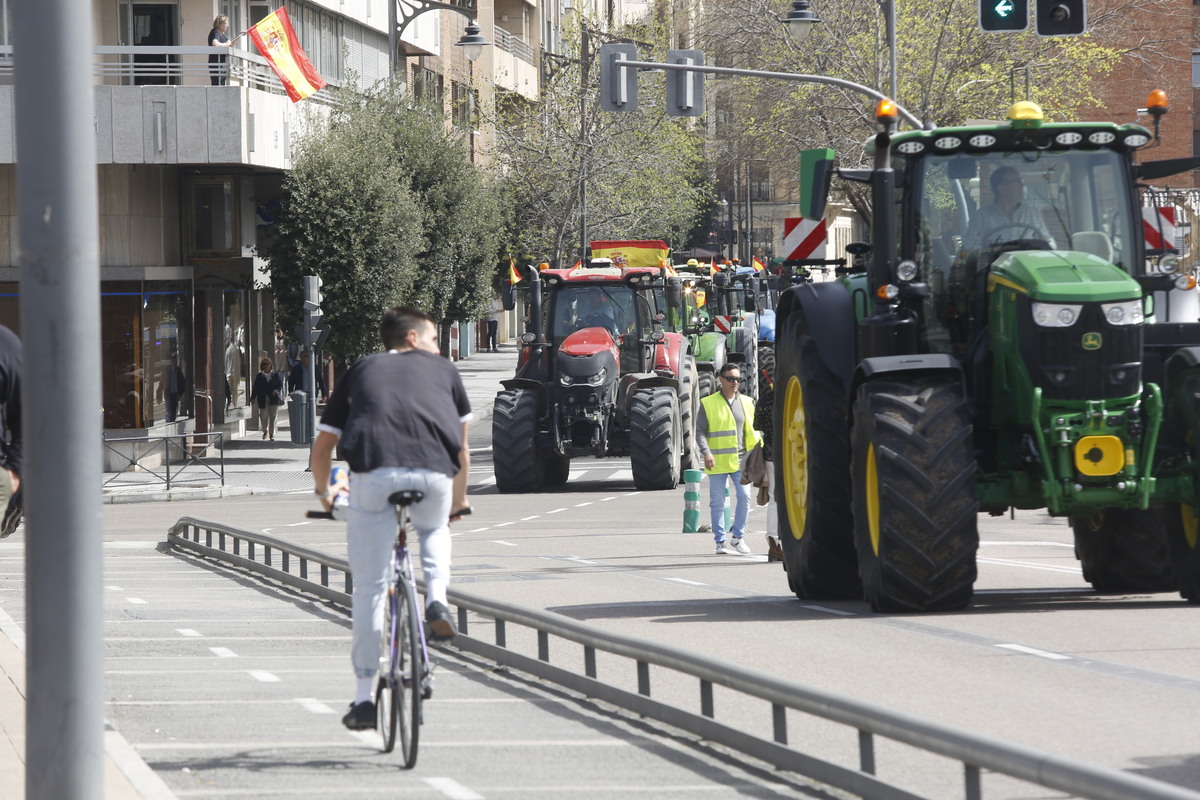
[1143,206,1178,252]
[713,315,733,333]
[783,217,827,260]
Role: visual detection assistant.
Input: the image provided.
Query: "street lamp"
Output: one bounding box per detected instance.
[388,0,491,77]
[782,0,897,102]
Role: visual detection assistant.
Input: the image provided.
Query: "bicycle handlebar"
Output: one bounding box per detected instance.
[305,507,472,520]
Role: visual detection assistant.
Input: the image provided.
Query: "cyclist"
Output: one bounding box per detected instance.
[309,306,472,731]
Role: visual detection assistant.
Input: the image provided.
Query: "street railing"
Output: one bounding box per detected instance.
[165,517,1200,800]
[103,433,224,490]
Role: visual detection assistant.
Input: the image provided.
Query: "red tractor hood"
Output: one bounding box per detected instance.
[558,327,619,359]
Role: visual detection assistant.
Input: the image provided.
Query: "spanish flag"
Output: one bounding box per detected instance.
[752,256,766,272]
[507,258,521,284]
[590,240,670,269]
[710,257,718,278]
[248,7,326,102]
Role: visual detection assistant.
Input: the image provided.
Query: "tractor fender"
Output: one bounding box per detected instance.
[499,378,548,413]
[1163,347,1200,442]
[653,332,688,375]
[779,281,857,392]
[634,374,680,392]
[1164,346,1200,382]
[851,353,966,398]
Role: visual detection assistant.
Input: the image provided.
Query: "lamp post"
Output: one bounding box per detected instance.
[388,0,490,82]
[783,0,897,101]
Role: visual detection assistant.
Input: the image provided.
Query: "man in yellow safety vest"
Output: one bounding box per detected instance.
[696,362,759,554]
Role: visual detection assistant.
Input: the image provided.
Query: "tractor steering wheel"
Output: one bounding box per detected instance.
[580,314,618,334]
[979,222,1050,251]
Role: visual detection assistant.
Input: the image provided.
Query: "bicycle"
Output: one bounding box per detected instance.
[309,489,437,767]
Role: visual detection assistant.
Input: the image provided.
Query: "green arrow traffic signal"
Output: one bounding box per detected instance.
[979,0,1028,31]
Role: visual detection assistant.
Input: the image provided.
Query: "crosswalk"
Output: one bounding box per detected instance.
[470,466,636,491]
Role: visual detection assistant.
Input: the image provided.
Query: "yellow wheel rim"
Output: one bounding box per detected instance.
[866,443,881,555]
[782,375,809,540]
[1182,504,1198,550]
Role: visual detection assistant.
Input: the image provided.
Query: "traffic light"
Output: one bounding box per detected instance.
[665,50,705,117]
[979,0,1027,31]
[598,43,638,112]
[1036,0,1086,36]
[303,275,323,326]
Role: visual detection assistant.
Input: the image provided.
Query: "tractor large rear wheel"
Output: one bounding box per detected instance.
[492,389,544,493]
[757,343,775,395]
[1069,509,1175,593]
[851,377,979,612]
[630,387,681,490]
[774,310,858,599]
[1166,503,1200,602]
[697,370,717,402]
[731,327,758,399]
[679,356,700,472]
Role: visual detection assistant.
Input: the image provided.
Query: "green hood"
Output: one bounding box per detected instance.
[988,250,1141,303]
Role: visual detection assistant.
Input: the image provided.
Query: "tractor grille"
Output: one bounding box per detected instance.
[1016,298,1142,401]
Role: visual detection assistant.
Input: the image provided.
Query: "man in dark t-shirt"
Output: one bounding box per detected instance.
[309,307,472,731]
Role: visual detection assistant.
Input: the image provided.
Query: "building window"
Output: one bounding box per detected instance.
[1194,51,1200,87]
[415,67,443,105]
[189,178,237,256]
[452,82,477,130]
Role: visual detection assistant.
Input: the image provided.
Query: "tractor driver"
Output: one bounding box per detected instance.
[574,290,621,336]
[965,166,1055,251]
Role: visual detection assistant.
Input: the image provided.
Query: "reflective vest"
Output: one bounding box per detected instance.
[700,392,760,475]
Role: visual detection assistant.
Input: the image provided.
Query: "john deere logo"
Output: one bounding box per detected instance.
[1081,332,1103,350]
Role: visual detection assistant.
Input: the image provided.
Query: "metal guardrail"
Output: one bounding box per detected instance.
[165,517,1200,800]
[103,433,224,490]
[492,27,536,64]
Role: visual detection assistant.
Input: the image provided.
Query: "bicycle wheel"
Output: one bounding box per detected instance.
[376,586,399,753]
[396,571,424,768]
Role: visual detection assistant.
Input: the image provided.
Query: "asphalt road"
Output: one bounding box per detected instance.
[9,417,1199,799]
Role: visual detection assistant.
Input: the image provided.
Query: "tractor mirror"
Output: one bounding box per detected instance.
[666,279,683,309]
[501,283,516,311]
[744,293,756,313]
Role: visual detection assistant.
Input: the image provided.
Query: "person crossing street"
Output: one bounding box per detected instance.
[696,362,758,554]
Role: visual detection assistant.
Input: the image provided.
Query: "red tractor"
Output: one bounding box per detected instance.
[493,260,696,492]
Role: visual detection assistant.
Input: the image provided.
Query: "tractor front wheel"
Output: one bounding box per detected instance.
[630,387,681,490]
[679,356,700,472]
[492,389,545,493]
[1166,503,1200,602]
[851,377,979,612]
[1069,509,1175,594]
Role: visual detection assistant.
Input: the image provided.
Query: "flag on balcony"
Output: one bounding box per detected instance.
[248,7,326,102]
[507,258,521,284]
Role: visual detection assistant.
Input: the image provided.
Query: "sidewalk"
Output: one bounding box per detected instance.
[101,345,515,503]
[1,345,517,799]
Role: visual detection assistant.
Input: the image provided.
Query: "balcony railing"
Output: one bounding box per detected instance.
[0,45,340,105]
[492,26,536,64]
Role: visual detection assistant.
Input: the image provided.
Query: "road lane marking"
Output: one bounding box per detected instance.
[105,585,123,591]
[978,541,1073,547]
[248,670,281,682]
[521,515,540,520]
[426,777,485,800]
[978,557,1082,575]
[666,578,706,586]
[493,541,517,547]
[995,643,1072,661]
[547,508,567,514]
[477,476,497,485]
[574,502,592,507]
[176,628,201,637]
[295,698,336,714]
[565,557,598,565]
[599,496,617,501]
[126,598,147,604]
[610,470,633,481]
[467,527,491,532]
[494,521,514,527]
[209,647,237,658]
[802,605,858,617]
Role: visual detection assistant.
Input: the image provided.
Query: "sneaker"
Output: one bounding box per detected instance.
[341,700,376,731]
[426,601,457,641]
[731,538,752,555]
[714,541,732,555]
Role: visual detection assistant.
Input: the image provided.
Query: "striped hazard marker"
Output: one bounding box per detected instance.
[1143,206,1178,252]
[713,315,733,333]
[783,217,828,259]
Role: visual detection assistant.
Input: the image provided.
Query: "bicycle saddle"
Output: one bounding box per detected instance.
[387,490,424,507]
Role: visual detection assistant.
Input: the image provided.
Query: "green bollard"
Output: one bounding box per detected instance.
[682,468,703,532]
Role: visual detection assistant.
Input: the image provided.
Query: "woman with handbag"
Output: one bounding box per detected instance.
[250,357,285,440]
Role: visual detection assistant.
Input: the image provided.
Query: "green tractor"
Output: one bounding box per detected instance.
[774,96,1200,611]
[670,264,728,399]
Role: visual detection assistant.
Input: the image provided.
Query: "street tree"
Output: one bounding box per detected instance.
[489,17,713,267]
[263,85,505,360]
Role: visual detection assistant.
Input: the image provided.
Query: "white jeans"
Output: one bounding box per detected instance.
[347,467,452,680]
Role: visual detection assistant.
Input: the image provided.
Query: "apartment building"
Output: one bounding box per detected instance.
[0,0,541,450]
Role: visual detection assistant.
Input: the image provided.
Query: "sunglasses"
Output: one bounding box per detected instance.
[721,375,741,383]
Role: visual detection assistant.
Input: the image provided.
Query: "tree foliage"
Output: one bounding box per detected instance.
[489,18,714,267]
[262,84,506,361]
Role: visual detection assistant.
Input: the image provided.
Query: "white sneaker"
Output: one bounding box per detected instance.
[714,542,732,555]
[731,538,751,555]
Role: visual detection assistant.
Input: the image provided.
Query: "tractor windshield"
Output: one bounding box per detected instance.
[914,148,1137,277]
[547,284,653,344]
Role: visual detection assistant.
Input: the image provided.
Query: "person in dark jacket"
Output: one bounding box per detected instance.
[249,357,285,440]
[288,349,326,400]
[0,325,21,537]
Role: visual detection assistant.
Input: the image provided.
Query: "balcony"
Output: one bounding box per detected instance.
[491,27,539,99]
[0,46,337,170]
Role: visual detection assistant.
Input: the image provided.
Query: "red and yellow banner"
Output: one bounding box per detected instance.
[589,240,669,269]
[752,256,766,272]
[249,7,326,102]
[507,258,521,284]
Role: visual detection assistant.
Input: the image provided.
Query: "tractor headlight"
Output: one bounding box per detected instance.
[560,374,574,386]
[562,368,608,387]
[896,260,919,282]
[586,367,608,386]
[1032,302,1082,328]
[1101,299,1143,326]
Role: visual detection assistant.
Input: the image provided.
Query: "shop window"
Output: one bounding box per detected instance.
[190,178,237,256]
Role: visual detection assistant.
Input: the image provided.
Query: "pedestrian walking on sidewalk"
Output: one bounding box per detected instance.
[249,357,284,441]
[485,294,501,353]
[754,372,782,562]
[309,306,473,731]
[696,362,759,555]
[0,325,21,537]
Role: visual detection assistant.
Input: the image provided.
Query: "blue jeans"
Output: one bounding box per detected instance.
[347,467,453,680]
[709,466,752,543]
